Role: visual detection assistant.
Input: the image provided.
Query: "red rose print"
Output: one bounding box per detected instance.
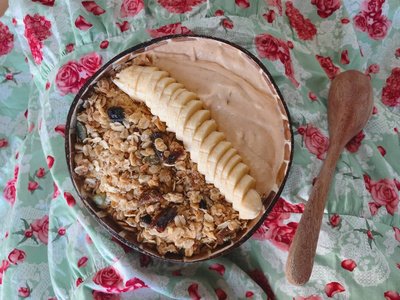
[377,146,386,156]
[248,270,275,298]
[31,215,49,244]
[79,52,103,78]
[32,0,55,6]
[6,73,13,80]
[0,21,14,56]
[330,214,340,227]
[235,0,249,8]
[18,287,30,298]
[172,270,182,276]
[52,182,60,199]
[312,178,317,185]
[222,19,234,29]
[345,131,365,153]
[24,228,33,238]
[369,64,380,74]
[76,278,83,287]
[214,10,224,16]
[316,55,340,80]
[158,0,206,13]
[353,13,367,32]
[245,291,254,298]
[78,256,88,268]
[124,277,148,292]
[54,124,66,138]
[325,282,345,297]
[255,33,299,86]
[188,283,201,300]
[23,14,52,64]
[396,263,400,269]
[287,41,293,49]
[75,15,93,31]
[384,291,400,300]
[381,67,400,107]
[58,226,66,236]
[368,15,391,40]
[55,60,84,96]
[116,21,130,32]
[8,249,26,265]
[215,289,227,300]
[120,0,144,17]
[303,123,329,159]
[0,138,8,148]
[274,197,305,213]
[82,1,106,15]
[28,181,39,191]
[209,263,225,275]
[47,156,54,169]
[267,0,282,15]
[3,178,17,205]
[265,222,298,251]
[367,229,373,239]
[286,2,317,41]
[394,227,400,243]
[66,43,74,53]
[64,192,76,207]
[309,92,317,101]
[0,259,9,272]
[298,126,306,135]
[92,290,121,300]
[139,254,151,267]
[24,110,29,118]
[86,233,93,244]
[341,259,357,271]
[147,23,192,38]
[341,18,350,24]
[296,296,322,300]
[100,40,109,49]
[311,0,341,18]
[372,106,378,114]
[369,202,380,215]
[36,168,45,178]
[93,266,123,292]
[340,50,349,65]
[263,10,276,23]
[28,124,35,134]
[363,174,399,215]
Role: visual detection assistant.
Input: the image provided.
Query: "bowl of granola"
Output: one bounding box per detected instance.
[65,35,293,262]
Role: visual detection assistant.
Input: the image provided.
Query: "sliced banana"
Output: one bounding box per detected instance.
[183,110,211,148]
[191,120,217,162]
[198,131,225,176]
[175,100,203,140]
[115,64,264,219]
[207,141,231,182]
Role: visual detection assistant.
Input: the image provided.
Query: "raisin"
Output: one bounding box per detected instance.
[139,189,163,206]
[163,148,184,166]
[107,106,125,123]
[140,214,152,225]
[151,132,165,160]
[151,207,177,232]
[199,200,207,209]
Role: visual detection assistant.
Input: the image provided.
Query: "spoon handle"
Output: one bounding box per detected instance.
[285,148,341,286]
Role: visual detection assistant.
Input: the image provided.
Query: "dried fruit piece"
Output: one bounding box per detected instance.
[199,199,207,209]
[76,121,87,142]
[151,206,177,232]
[140,214,152,225]
[216,227,231,245]
[108,106,125,122]
[163,148,184,166]
[139,189,163,206]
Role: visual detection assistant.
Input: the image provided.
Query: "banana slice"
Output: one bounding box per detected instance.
[183,110,211,148]
[191,120,217,162]
[207,141,232,182]
[115,64,264,219]
[233,189,262,219]
[213,148,237,190]
[218,154,242,191]
[231,174,256,206]
[198,131,225,176]
[175,100,203,140]
[224,163,249,200]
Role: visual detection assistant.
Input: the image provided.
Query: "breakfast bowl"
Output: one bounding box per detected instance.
[65,34,293,263]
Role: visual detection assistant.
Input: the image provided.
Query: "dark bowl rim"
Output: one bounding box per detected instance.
[65,34,294,263]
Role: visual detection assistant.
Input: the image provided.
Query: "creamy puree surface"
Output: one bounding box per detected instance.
[147,39,286,197]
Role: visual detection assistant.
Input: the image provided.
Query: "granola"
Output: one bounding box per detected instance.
[73,68,248,257]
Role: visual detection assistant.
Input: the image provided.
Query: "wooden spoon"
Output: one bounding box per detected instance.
[285,70,374,286]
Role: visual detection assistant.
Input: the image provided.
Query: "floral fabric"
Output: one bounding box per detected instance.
[0,0,400,299]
